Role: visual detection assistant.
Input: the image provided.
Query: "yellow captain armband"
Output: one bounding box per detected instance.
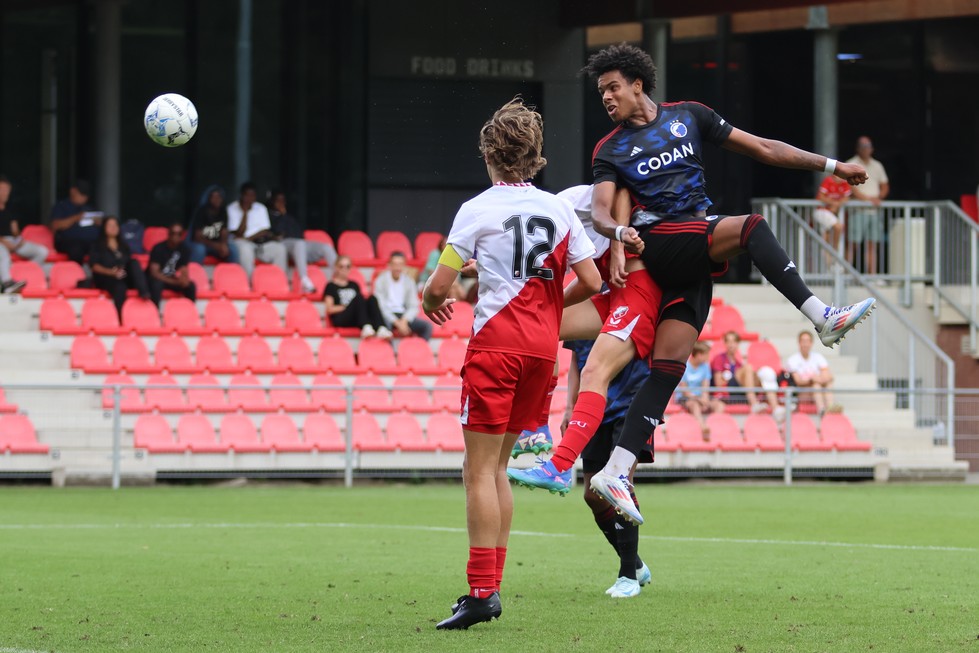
[437,244,465,272]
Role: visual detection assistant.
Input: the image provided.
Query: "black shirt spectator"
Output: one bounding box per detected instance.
[89,216,150,318]
[146,223,196,305]
[50,180,103,265]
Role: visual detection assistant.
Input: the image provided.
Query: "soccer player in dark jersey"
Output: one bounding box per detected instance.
[564,43,875,524]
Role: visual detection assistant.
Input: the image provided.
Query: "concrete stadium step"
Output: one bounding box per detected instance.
[0,295,36,331]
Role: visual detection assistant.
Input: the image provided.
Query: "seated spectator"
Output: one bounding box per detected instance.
[146,222,196,306]
[323,255,388,338]
[814,172,850,258]
[373,251,432,340]
[785,330,839,415]
[0,174,47,294]
[267,189,337,293]
[189,185,239,265]
[226,181,287,275]
[89,216,151,318]
[676,341,724,435]
[419,236,467,301]
[50,180,103,265]
[711,331,781,417]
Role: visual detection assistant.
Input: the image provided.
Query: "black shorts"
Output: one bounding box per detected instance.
[638,213,731,333]
[581,416,655,474]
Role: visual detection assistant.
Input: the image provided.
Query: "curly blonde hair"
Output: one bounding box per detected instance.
[478,98,546,181]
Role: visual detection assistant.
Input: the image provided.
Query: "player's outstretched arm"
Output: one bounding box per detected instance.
[722,128,868,186]
[563,257,602,307]
[422,263,458,325]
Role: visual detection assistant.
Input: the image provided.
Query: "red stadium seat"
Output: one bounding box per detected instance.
[303,413,345,452]
[352,373,393,412]
[743,414,785,452]
[212,263,258,300]
[292,265,328,297]
[261,414,313,452]
[70,335,115,373]
[350,410,390,451]
[227,373,269,412]
[121,298,166,335]
[203,298,249,336]
[0,387,19,413]
[664,413,714,452]
[414,231,443,263]
[747,341,782,373]
[79,297,125,335]
[243,300,291,336]
[284,300,331,337]
[252,265,297,300]
[310,373,347,412]
[112,334,157,374]
[176,414,223,453]
[186,374,231,412]
[376,230,414,261]
[317,338,360,374]
[237,334,283,374]
[219,414,270,453]
[386,411,431,451]
[39,297,81,334]
[144,374,187,412]
[196,334,240,374]
[437,338,467,374]
[337,230,377,265]
[426,411,464,452]
[20,225,65,262]
[705,305,759,341]
[133,414,180,453]
[396,337,441,375]
[50,261,100,298]
[162,297,207,335]
[0,414,48,454]
[357,338,400,374]
[786,413,831,451]
[187,262,218,299]
[268,373,312,411]
[154,334,198,374]
[705,413,753,451]
[432,374,461,412]
[142,226,168,253]
[652,425,674,452]
[820,413,871,451]
[101,373,142,412]
[961,193,978,221]
[277,337,320,374]
[304,229,335,248]
[391,374,432,412]
[433,301,474,338]
[11,260,53,298]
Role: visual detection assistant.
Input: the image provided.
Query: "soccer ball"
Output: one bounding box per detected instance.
[144,93,198,147]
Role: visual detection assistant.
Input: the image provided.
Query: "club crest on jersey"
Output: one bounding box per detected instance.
[670,120,688,138]
[609,305,629,326]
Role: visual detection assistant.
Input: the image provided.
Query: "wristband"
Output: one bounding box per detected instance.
[614,225,626,242]
[823,157,837,174]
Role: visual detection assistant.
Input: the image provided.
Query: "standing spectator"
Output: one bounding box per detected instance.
[845,136,889,275]
[146,222,196,306]
[814,171,850,259]
[676,341,724,435]
[189,185,238,265]
[710,331,781,416]
[267,189,337,294]
[0,174,47,293]
[373,251,432,340]
[50,180,103,265]
[322,255,388,338]
[226,181,288,275]
[785,330,839,416]
[89,216,151,318]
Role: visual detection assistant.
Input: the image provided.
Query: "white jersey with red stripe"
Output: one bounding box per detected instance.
[556,184,609,259]
[446,182,596,361]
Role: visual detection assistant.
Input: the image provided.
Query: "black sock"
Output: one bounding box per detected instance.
[616,495,640,579]
[741,214,814,310]
[593,505,620,554]
[617,360,684,456]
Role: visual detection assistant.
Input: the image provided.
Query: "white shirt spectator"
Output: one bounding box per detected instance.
[786,350,829,378]
[226,201,271,239]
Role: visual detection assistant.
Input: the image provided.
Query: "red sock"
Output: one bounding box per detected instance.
[537,375,558,429]
[466,547,497,598]
[495,546,507,592]
[550,391,606,472]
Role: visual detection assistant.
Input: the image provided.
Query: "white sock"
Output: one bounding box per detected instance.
[801,296,830,329]
[604,446,637,478]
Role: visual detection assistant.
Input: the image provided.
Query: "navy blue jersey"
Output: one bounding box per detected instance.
[564,339,650,424]
[592,101,733,220]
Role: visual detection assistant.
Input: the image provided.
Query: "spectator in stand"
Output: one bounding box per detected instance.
[146,222,196,306]
[0,174,47,294]
[710,331,782,418]
[419,236,467,301]
[267,189,337,294]
[188,185,238,265]
[785,330,839,416]
[89,216,151,318]
[50,180,103,265]
[373,251,432,340]
[814,171,850,259]
[845,136,889,275]
[323,255,388,338]
[226,181,288,276]
[676,341,724,435]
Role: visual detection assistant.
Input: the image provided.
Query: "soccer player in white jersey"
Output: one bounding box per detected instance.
[423,98,601,630]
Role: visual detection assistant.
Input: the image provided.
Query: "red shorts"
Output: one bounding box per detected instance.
[589,268,662,360]
[459,349,555,435]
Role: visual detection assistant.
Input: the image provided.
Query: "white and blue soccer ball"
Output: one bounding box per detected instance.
[144,93,198,147]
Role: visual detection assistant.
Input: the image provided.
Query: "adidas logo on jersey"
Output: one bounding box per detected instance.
[630,146,644,156]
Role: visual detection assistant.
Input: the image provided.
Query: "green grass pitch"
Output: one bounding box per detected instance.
[1,482,976,652]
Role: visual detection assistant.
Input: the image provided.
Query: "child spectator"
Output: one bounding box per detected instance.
[676,341,724,435]
[711,331,782,418]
